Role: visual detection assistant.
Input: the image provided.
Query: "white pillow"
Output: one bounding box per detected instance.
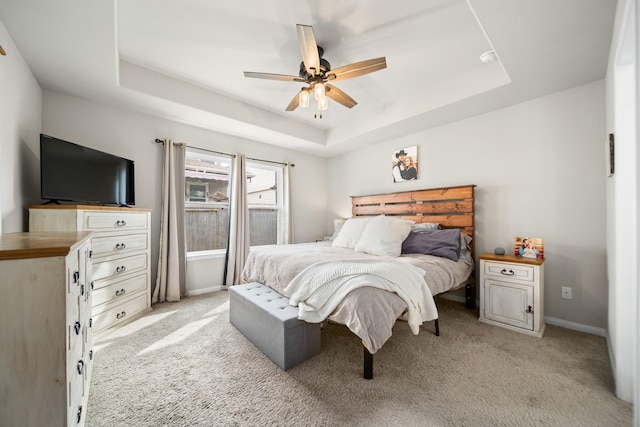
[331,217,371,249]
[354,215,414,257]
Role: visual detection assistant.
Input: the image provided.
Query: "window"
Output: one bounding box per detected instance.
[184,150,284,254]
[187,183,208,202]
[246,161,283,247]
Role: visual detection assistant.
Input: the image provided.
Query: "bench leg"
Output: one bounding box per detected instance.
[364,347,373,380]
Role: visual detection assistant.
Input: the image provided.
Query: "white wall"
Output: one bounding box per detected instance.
[0,20,42,233]
[41,91,328,293]
[605,0,638,406]
[327,80,608,330]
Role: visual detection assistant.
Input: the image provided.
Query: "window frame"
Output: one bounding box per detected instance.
[246,160,285,246]
[183,150,285,255]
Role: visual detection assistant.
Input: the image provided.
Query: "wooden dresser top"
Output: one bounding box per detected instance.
[0,232,93,260]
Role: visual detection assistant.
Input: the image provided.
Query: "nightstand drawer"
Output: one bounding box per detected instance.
[483,261,535,282]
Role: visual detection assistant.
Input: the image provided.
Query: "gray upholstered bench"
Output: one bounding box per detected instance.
[229,282,321,370]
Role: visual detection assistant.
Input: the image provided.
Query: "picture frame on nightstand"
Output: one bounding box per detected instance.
[514,236,544,259]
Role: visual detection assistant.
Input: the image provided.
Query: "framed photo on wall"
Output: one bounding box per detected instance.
[392,145,418,182]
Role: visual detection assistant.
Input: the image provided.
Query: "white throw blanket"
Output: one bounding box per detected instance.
[283,259,438,334]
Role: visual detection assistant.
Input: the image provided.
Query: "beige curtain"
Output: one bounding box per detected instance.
[153,139,187,303]
[224,154,250,286]
[283,163,294,244]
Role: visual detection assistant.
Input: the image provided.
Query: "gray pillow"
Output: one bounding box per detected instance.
[459,232,473,265]
[401,229,461,261]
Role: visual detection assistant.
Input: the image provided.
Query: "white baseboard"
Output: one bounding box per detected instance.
[439,294,606,338]
[187,285,224,296]
[544,315,606,337]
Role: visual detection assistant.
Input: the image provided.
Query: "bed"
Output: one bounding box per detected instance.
[240,184,476,377]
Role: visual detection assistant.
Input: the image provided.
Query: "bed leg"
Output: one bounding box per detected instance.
[465,283,475,309]
[364,347,373,380]
[434,318,440,336]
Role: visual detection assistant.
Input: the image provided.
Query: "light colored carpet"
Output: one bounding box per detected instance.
[86,292,632,426]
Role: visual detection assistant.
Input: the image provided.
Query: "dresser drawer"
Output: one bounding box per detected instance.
[483,261,535,282]
[68,319,83,357]
[91,253,147,282]
[92,273,148,307]
[84,212,148,232]
[91,233,148,259]
[92,293,148,333]
[67,349,86,409]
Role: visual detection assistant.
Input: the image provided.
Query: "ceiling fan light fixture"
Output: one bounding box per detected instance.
[313,82,326,101]
[244,25,387,117]
[318,96,328,111]
[299,89,310,108]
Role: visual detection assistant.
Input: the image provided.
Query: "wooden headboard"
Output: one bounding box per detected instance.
[351,184,476,254]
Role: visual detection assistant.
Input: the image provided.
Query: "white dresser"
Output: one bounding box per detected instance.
[0,232,93,426]
[479,253,545,337]
[30,205,152,336]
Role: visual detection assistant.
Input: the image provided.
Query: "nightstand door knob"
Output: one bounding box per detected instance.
[500,269,515,276]
[526,305,534,314]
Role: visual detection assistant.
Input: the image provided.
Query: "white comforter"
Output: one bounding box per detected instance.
[284,259,438,334]
[240,242,473,353]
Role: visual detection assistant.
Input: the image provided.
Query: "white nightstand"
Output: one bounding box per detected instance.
[479,253,545,337]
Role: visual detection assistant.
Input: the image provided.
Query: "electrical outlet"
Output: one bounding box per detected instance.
[561,286,573,300]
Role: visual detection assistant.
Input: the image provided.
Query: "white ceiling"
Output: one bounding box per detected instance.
[0,0,616,157]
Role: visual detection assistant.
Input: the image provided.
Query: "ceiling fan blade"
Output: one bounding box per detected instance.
[326,57,387,82]
[325,84,357,109]
[296,24,320,76]
[285,90,303,111]
[244,71,304,82]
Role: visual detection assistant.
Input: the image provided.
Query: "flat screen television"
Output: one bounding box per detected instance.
[40,134,135,206]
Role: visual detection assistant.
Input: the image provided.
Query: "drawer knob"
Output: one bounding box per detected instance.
[116,311,127,320]
[73,270,80,284]
[116,220,127,226]
[89,349,93,360]
[77,405,83,424]
[115,288,126,297]
[500,269,515,276]
[74,321,81,335]
[76,359,84,375]
[526,305,534,314]
[116,266,127,273]
[115,243,127,250]
[89,318,93,328]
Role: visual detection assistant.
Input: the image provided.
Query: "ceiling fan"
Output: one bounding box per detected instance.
[244,24,387,118]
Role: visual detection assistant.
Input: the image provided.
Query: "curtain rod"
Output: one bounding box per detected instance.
[154,139,294,167]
